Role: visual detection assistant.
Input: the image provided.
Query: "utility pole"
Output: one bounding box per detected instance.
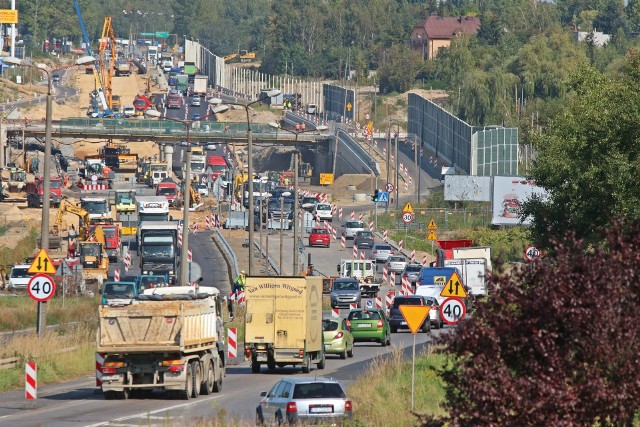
[414,136,419,204]
[385,119,390,213]
[394,126,399,212]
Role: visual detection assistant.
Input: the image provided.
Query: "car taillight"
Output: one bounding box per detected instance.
[373,250,378,254]
[286,402,297,413]
[345,400,352,411]
[431,305,437,311]
[377,319,383,329]
[346,320,351,328]
[334,331,344,339]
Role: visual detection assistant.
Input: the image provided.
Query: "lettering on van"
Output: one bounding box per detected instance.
[246,283,304,295]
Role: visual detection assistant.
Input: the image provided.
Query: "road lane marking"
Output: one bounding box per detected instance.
[85,395,221,426]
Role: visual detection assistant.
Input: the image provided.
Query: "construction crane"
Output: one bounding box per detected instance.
[73,0,109,112]
[99,17,117,110]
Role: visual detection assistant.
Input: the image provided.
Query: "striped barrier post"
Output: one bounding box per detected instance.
[114,269,120,282]
[332,227,337,240]
[369,220,374,231]
[360,251,365,261]
[341,235,346,250]
[398,240,403,251]
[353,244,358,260]
[358,213,363,221]
[350,303,357,310]
[96,353,104,387]
[187,249,192,263]
[339,208,343,221]
[238,291,245,305]
[422,256,428,267]
[331,308,340,318]
[375,296,383,309]
[383,230,388,242]
[25,362,37,400]
[382,267,388,284]
[390,273,395,287]
[410,250,416,263]
[227,328,237,358]
[350,211,355,220]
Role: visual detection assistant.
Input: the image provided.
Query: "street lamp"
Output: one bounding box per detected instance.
[3,55,93,337]
[145,99,228,285]
[225,89,281,275]
[269,122,327,274]
[3,56,94,251]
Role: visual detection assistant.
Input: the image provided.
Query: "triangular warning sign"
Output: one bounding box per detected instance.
[426,230,438,241]
[399,305,431,334]
[427,218,438,229]
[440,271,467,298]
[402,202,413,214]
[28,248,57,274]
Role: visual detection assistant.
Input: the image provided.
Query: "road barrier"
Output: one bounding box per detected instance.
[25,362,37,400]
[227,328,237,358]
[96,352,105,387]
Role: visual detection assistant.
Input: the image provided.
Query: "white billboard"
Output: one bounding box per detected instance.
[491,176,548,226]
[444,175,491,202]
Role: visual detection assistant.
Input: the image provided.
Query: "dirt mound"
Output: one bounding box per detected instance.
[253,146,294,172]
[0,204,24,221]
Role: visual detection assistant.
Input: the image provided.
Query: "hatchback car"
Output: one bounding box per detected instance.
[343,220,365,239]
[386,255,407,274]
[195,183,208,197]
[354,230,374,249]
[330,278,361,308]
[191,96,201,106]
[322,318,354,359]
[389,295,443,333]
[314,202,333,222]
[191,113,202,121]
[371,243,394,263]
[402,263,423,286]
[256,377,352,425]
[347,309,391,346]
[308,228,331,248]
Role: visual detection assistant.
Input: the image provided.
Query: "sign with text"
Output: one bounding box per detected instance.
[0,10,18,24]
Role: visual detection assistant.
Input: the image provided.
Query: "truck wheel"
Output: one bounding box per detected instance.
[201,360,215,395]
[267,361,276,371]
[176,363,193,400]
[251,361,261,373]
[317,354,325,369]
[103,391,118,400]
[191,361,201,398]
[301,356,311,373]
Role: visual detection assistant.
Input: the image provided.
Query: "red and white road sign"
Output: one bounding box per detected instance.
[350,303,358,310]
[386,183,395,192]
[25,362,37,400]
[114,269,120,282]
[440,297,467,325]
[96,352,105,387]
[227,328,237,358]
[386,291,395,307]
[187,249,193,262]
[27,274,56,302]
[331,308,340,318]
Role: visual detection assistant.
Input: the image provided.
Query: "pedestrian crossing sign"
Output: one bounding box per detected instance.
[378,191,389,203]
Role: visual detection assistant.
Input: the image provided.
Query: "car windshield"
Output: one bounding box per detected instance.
[312,229,328,235]
[102,228,116,238]
[374,245,392,251]
[405,265,422,272]
[348,311,381,320]
[10,267,31,278]
[142,244,174,258]
[303,198,318,204]
[139,276,166,288]
[316,204,331,211]
[357,232,373,238]
[322,319,339,331]
[292,382,346,399]
[50,180,61,189]
[393,298,423,308]
[333,281,359,291]
[157,187,176,195]
[82,201,108,213]
[390,257,405,262]
[346,221,364,228]
[103,283,136,299]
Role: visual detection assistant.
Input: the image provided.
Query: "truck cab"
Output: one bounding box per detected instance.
[81,197,111,221]
[156,182,180,206]
[139,222,179,284]
[26,176,63,208]
[337,259,379,297]
[101,281,138,306]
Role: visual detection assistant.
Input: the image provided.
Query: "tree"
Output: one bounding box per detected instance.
[377,45,421,93]
[421,223,640,426]
[521,50,640,248]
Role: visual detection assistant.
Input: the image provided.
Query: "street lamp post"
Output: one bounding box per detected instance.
[269,121,327,275]
[224,89,281,275]
[145,100,228,285]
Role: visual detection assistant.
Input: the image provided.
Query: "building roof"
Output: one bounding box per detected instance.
[415,15,481,40]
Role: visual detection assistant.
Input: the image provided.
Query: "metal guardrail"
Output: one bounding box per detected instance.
[214,229,240,280]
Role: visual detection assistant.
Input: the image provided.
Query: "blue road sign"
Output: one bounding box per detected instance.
[378,191,389,203]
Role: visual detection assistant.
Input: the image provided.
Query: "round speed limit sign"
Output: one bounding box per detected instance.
[27,274,56,302]
[439,297,466,325]
[524,245,541,262]
[402,212,414,224]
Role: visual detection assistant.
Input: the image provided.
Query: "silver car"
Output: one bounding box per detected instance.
[343,220,365,239]
[371,243,394,263]
[402,263,423,285]
[386,255,407,274]
[256,377,353,425]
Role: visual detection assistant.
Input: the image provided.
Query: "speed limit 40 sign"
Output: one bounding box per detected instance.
[439,297,466,325]
[27,274,56,302]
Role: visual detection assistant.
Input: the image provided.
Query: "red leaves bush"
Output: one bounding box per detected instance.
[424,225,640,426]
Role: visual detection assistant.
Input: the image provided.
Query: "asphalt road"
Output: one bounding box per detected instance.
[0,325,441,426]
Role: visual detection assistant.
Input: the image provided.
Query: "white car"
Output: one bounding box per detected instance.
[306,103,317,114]
[7,264,35,290]
[386,255,407,274]
[313,202,333,222]
[343,220,365,239]
[123,105,136,117]
[191,96,201,107]
[195,183,209,197]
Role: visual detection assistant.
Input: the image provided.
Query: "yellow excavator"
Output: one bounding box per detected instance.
[79,225,109,283]
[55,199,92,240]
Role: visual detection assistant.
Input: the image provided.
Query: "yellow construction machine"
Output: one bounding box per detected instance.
[79,225,109,284]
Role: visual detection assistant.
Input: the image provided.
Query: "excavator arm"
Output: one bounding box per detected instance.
[56,199,91,238]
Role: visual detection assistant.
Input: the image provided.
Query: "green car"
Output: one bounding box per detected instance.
[346,309,391,347]
[322,318,355,359]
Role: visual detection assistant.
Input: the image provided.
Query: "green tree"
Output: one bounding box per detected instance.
[522,50,640,247]
[377,45,421,93]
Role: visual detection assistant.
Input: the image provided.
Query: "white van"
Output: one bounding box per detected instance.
[337,259,375,281]
[8,264,35,290]
[314,202,333,222]
[307,103,317,115]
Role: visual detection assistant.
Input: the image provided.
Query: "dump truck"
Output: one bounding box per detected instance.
[244,276,325,373]
[193,75,207,96]
[115,61,131,77]
[26,176,63,208]
[97,286,226,400]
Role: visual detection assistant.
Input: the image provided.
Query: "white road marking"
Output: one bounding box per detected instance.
[84,395,221,427]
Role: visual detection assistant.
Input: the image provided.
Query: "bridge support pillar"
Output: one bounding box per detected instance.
[158,144,165,162]
[0,124,5,167]
[164,144,174,177]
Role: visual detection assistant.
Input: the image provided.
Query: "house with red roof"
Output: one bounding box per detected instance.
[411,14,481,59]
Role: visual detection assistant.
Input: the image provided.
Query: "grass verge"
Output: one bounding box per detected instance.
[0,294,100,331]
[0,325,96,393]
[348,346,447,426]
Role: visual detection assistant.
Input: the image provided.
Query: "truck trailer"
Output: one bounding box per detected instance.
[97,286,226,400]
[244,276,325,373]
